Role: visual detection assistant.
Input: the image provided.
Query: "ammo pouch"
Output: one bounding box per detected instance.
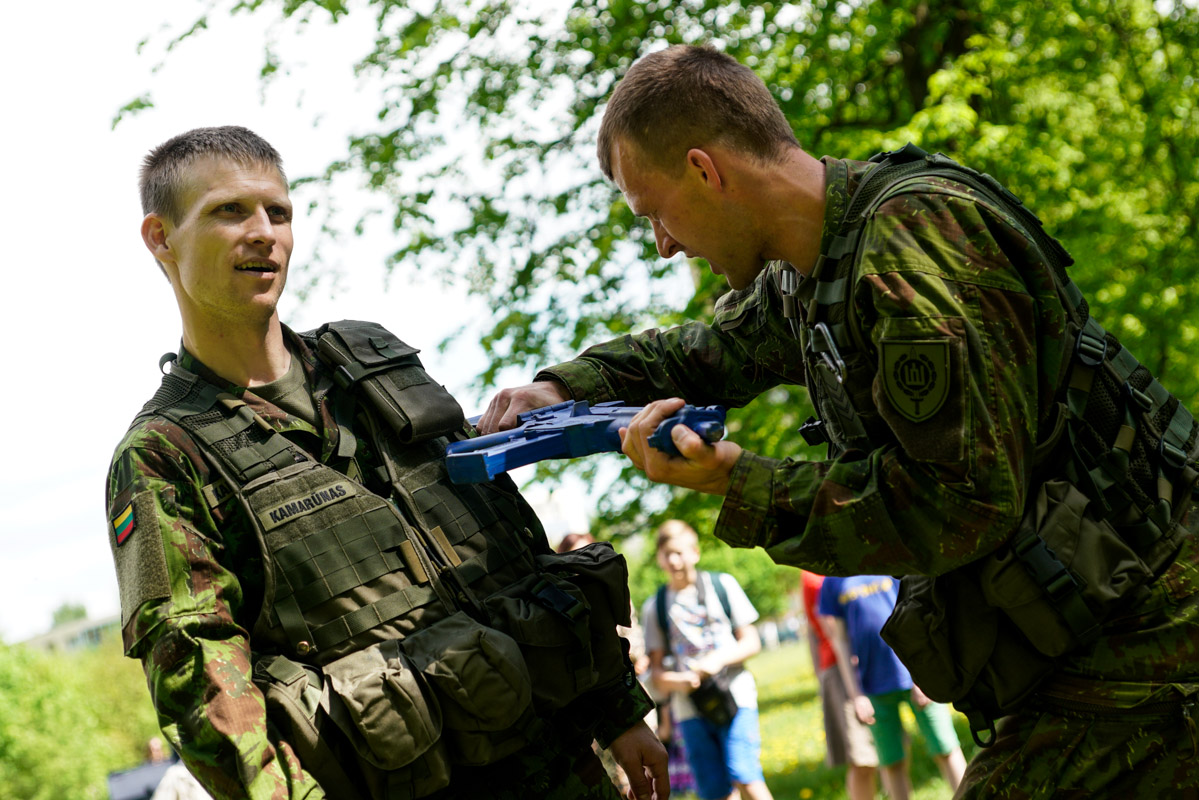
[882,477,1174,747]
[483,542,633,715]
[980,479,1159,657]
[315,320,465,443]
[253,612,535,800]
[881,568,1055,747]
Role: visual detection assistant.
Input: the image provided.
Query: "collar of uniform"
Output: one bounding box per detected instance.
[816,156,878,258]
[176,329,329,451]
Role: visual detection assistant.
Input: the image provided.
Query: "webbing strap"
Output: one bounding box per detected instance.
[273,594,314,652]
[531,578,592,689]
[158,383,299,484]
[1012,530,1099,641]
[293,549,407,612]
[274,507,400,571]
[311,584,438,652]
[452,530,527,589]
[813,278,850,306]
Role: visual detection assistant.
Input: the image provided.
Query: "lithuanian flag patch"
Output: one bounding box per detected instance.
[112,503,135,546]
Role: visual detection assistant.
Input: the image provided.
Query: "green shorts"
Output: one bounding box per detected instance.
[868,689,960,767]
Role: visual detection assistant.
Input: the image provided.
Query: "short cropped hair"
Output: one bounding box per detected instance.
[656,519,699,552]
[597,45,799,179]
[139,126,286,223]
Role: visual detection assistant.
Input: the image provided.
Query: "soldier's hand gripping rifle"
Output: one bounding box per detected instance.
[445,400,727,484]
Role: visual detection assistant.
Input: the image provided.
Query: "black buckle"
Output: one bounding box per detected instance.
[799,417,830,446]
[1159,438,1188,472]
[869,142,929,164]
[1124,383,1153,413]
[1075,331,1107,367]
[334,364,357,390]
[1013,535,1078,601]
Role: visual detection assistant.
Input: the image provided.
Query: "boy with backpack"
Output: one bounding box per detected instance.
[641,520,774,800]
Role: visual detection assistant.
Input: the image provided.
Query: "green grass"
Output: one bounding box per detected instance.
[679,641,979,799]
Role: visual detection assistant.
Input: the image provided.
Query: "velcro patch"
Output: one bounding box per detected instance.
[112,491,172,629]
[112,503,135,546]
[202,479,234,510]
[881,340,950,423]
[257,480,357,531]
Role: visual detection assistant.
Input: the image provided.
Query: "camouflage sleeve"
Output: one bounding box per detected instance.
[536,268,803,407]
[718,190,1049,577]
[107,422,325,800]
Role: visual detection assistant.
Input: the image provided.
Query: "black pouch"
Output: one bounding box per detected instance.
[534,542,634,689]
[315,320,465,443]
[980,479,1156,656]
[690,669,739,726]
[484,570,598,713]
[881,570,1054,746]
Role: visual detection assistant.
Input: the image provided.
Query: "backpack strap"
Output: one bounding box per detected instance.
[655,584,670,650]
[705,571,733,622]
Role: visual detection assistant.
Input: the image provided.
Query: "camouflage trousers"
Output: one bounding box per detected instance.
[956,678,1199,799]
[433,736,622,800]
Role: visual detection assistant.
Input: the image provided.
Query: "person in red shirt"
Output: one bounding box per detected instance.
[800,571,878,800]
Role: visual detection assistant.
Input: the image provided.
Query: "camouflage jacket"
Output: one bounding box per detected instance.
[106,326,649,800]
[540,157,1199,685]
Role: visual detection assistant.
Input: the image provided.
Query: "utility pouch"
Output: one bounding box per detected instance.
[881,570,1054,746]
[321,640,451,797]
[484,569,597,713]
[981,479,1155,657]
[253,654,366,799]
[535,542,634,690]
[315,320,465,443]
[401,612,534,765]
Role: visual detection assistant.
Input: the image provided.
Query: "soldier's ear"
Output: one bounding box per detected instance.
[142,214,175,268]
[686,148,723,191]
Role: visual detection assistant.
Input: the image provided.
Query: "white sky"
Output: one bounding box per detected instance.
[0,0,594,642]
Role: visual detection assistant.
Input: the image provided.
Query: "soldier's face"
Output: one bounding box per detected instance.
[148,156,294,330]
[610,138,766,290]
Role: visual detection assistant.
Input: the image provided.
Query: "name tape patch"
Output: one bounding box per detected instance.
[202,480,234,510]
[257,481,357,531]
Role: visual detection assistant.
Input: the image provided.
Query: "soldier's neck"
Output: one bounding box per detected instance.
[755,148,827,277]
[181,313,291,388]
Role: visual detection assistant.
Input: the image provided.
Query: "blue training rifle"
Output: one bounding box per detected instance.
[445,400,727,484]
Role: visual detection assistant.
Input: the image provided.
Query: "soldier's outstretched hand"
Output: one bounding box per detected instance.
[619,398,742,495]
[477,379,571,434]
[608,721,670,800]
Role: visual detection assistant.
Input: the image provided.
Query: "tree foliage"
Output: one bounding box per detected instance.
[51,602,88,629]
[133,0,1199,606]
[0,637,160,799]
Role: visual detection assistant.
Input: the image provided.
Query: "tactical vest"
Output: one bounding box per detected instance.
[136,321,636,800]
[781,145,1199,745]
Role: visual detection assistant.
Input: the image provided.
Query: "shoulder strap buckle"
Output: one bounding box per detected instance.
[868,142,929,164]
[1075,328,1107,367]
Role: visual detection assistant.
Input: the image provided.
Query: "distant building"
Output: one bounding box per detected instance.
[20,614,120,653]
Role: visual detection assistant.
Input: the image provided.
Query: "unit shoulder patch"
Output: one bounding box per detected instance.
[880,339,950,423]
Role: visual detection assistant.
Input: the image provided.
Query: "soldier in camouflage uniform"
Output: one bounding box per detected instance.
[480,46,1199,797]
[106,126,669,800]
